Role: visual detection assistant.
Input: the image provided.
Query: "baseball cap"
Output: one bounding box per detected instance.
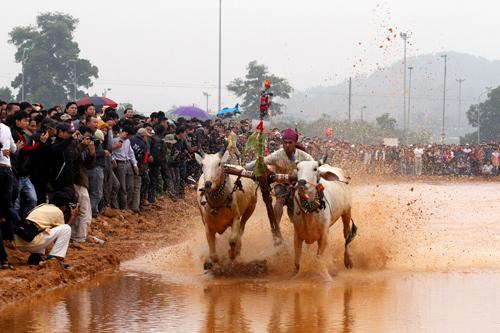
[56,122,75,133]
[137,128,148,136]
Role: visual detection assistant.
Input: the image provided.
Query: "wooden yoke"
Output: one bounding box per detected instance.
[224,165,298,246]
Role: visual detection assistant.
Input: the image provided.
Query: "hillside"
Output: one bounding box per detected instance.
[282,52,500,142]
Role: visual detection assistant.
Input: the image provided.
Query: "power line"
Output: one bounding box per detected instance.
[94,80,216,89]
[0,74,485,103]
[300,90,480,102]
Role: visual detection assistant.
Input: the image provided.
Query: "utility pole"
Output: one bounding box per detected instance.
[218,0,222,114]
[348,77,352,123]
[21,47,29,101]
[73,60,77,100]
[400,32,410,134]
[408,66,413,145]
[456,78,465,139]
[440,54,447,142]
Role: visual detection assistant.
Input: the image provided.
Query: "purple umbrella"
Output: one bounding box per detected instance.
[172,106,211,119]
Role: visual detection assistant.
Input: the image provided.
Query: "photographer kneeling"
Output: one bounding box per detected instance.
[14,191,80,268]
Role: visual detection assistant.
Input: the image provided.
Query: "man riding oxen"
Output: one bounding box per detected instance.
[244,128,356,270]
[196,146,257,269]
[245,129,313,227]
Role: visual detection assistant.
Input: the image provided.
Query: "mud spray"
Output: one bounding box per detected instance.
[126,181,500,278]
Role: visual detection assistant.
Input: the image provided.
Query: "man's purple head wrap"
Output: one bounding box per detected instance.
[282,128,298,141]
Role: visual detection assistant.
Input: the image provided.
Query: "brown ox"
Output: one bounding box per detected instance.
[195,148,257,269]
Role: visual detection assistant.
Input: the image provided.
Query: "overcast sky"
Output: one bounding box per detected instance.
[0,0,498,115]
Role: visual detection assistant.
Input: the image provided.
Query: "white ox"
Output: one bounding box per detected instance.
[291,158,357,270]
[195,148,257,269]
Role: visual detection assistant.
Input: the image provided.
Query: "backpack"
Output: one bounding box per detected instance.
[150,137,165,166]
[14,204,47,242]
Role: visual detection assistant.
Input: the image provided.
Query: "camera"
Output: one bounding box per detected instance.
[64,203,78,222]
[87,135,99,143]
[119,139,124,143]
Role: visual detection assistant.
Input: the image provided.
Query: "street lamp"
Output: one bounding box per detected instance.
[71,59,77,100]
[400,32,410,133]
[477,86,493,144]
[21,47,29,101]
[408,66,414,144]
[440,54,447,142]
[202,91,211,113]
[218,0,222,115]
[456,78,465,138]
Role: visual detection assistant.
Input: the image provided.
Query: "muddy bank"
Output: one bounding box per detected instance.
[0,192,199,310]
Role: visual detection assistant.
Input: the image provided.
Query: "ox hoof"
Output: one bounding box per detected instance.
[204,262,213,270]
[228,247,237,260]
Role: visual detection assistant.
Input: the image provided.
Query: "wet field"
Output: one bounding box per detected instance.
[1,181,500,332]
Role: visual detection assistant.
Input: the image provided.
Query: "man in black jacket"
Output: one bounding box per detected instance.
[10,111,47,218]
[30,118,57,205]
[172,126,192,200]
[49,123,79,201]
[147,125,166,204]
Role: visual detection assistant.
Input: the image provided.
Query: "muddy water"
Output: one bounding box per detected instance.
[2,182,500,332]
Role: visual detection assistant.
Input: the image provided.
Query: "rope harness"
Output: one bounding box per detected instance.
[294,181,327,215]
[199,168,245,215]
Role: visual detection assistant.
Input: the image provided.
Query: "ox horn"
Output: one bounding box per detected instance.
[217,143,226,157]
[198,143,206,157]
[318,154,328,166]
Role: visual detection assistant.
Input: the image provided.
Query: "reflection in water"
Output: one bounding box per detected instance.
[2,270,500,332]
[343,286,354,333]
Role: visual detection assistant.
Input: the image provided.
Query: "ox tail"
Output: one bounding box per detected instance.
[345,219,357,246]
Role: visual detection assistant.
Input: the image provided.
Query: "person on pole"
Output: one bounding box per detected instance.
[245,128,313,225]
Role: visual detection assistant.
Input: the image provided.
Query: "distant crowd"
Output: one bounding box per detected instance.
[1,99,497,270]
[295,137,500,178]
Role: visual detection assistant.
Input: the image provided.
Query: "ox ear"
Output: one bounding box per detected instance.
[319,170,340,182]
[220,150,230,165]
[195,153,204,166]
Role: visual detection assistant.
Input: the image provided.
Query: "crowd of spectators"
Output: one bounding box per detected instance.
[1,99,497,270]
[293,137,500,178]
